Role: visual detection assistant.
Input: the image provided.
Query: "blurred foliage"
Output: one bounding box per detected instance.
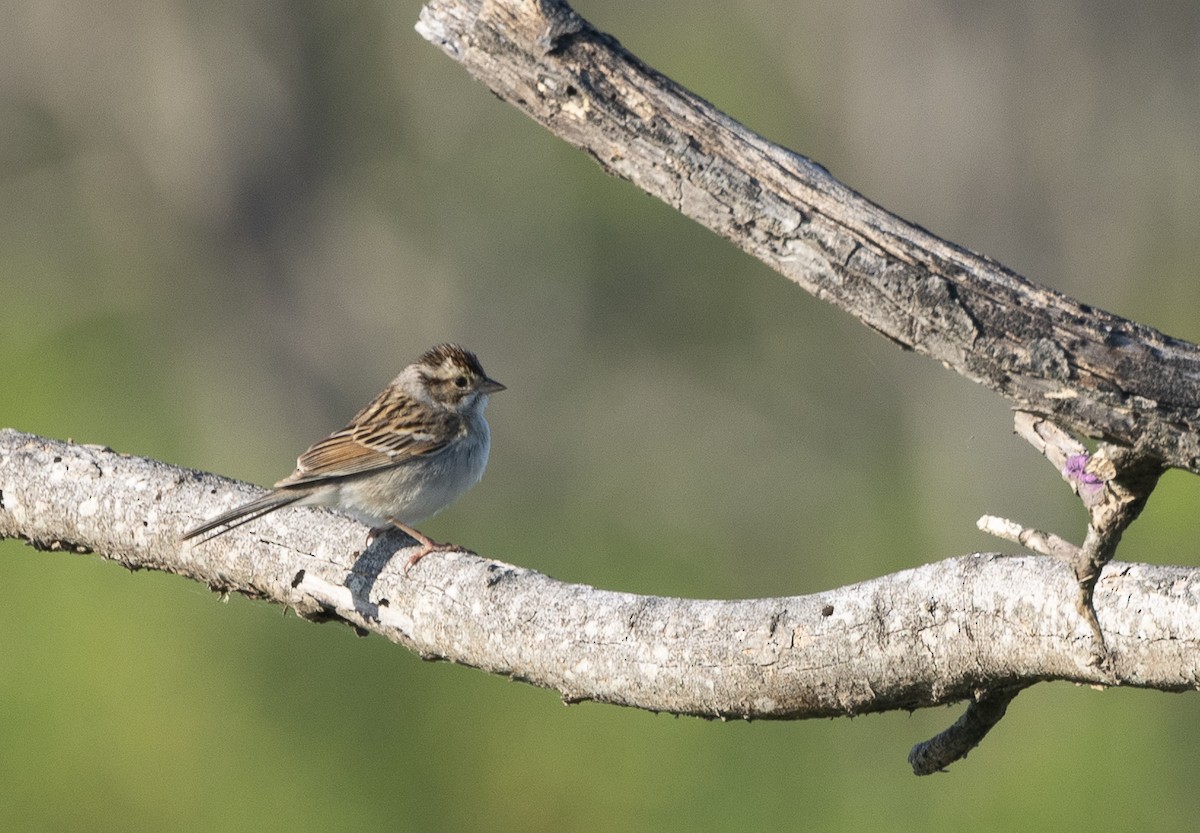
[2,0,1200,830]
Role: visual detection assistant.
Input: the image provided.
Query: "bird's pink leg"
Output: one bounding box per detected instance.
[386,519,466,572]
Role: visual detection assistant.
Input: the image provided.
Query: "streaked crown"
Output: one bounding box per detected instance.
[417,344,505,407]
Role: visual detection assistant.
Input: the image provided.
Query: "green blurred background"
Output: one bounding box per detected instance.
[3,0,1199,829]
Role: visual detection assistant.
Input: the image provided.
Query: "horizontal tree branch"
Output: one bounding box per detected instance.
[3,429,1198,723]
[415,0,1200,474]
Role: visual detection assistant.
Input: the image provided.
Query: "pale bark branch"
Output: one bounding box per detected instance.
[2,429,1199,724]
[415,0,1200,475]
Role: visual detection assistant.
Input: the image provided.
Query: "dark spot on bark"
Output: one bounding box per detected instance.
[821,604,834,617]
[485,563,514,587]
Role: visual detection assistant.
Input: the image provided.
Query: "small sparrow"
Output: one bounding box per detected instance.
[182,343,505,569]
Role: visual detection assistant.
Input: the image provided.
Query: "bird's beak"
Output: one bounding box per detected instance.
[480,377,506,394]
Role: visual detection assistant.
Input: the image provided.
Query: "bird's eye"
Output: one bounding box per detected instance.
[454,375,469,389]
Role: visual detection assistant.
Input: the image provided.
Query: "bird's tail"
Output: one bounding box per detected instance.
[180,490,304,541]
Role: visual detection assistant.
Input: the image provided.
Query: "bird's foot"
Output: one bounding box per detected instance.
[386,519,469,573]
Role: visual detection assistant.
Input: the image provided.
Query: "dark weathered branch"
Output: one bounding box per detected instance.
[416,0,1200,474]
[2,430,1198,723]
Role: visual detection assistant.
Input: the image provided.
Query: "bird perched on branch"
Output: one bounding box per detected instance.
[182,343,505,569]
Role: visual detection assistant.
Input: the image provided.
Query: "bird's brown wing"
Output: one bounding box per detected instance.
[274,390,461,488]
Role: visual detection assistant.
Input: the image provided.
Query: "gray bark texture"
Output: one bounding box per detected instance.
[2,429,1198,719]
[416,0,1200,475]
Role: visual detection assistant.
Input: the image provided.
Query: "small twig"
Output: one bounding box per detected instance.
[1010,413,1166,664]
[964,417,1166,757]
[976,515,1079,561]
[909,684,1031,775]
[1069,444,1165,660]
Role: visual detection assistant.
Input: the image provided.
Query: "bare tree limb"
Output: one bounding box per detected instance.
[415,0,1200,474]
[2,429,1198,725]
